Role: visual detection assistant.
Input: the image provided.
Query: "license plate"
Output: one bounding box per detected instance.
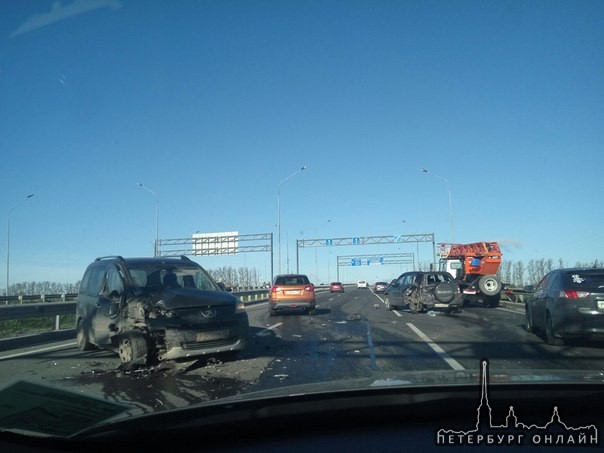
[285,290,300,295]
[196,329,229,342]
[598,301,604,310]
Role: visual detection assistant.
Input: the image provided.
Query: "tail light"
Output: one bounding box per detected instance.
[304,285,314,292]
[271,286,281,293]
[560,290,590,299]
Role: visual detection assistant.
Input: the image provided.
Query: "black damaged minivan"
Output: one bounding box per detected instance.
[75,256,249,364]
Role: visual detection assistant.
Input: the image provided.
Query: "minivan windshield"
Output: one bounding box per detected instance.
[128,265,219,291]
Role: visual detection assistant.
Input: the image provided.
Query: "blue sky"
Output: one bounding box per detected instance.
[1,0,603,287]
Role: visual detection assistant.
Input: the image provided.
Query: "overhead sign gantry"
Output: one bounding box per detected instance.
[295,233,436,273]
[335,253,415,281]
[157,232,274,278]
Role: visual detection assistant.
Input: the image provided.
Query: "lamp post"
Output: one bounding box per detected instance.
[137,182,159,256]
[420,168,455,243]
[6,194,33,296]
[277,165,307,274]
[402,219,420,270]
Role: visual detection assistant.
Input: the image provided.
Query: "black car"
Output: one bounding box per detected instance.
[383,271,462,313]
[525,268,604,345]
[75,256,249,364]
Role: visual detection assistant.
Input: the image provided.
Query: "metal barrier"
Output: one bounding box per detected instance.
[0,286,332,338]
[0,293,78,305]
[0,290,270,335]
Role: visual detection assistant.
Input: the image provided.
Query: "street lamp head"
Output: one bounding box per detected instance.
[137,182,143,187]
[420,168,428,173]
[26,194,34,199]
[301,165,307,171]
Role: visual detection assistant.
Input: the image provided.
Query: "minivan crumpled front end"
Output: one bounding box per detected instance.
[144,288,249,361]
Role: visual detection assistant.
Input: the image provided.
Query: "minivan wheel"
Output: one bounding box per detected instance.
[76,319,95,351]
[545,314,564,346]
[118,333,149,364]
[525,306,534,333]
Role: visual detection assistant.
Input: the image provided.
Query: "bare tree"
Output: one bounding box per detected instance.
[512,261,525,287]
[526,260,538,285]
[498,260,513,284]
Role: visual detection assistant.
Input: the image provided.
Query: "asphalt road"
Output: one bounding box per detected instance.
[1,287,604,414]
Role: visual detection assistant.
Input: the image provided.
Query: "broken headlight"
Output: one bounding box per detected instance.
[235,299,246,313]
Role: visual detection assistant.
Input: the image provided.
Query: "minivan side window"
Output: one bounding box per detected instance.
[106,266,125,297]
[81,267,106,296]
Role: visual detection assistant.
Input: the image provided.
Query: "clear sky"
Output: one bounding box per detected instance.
[1,0,603,287]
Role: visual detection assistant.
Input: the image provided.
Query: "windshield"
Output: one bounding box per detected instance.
[127,265,219,291]
[274,275,310,286]
[1,0,603,444]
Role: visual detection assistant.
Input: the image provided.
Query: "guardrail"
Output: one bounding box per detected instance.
[0,290,270,335]
[501,289,533,304]
[0,293,78,305]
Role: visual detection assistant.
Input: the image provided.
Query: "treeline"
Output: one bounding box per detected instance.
[4,266,263,296]
[6,281,81,297]
[498,259,602,287]
[206,266,261,288]
[5,259,603,296]
[417,258,603,287]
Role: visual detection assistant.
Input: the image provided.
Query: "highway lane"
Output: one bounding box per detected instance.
[1,287,604,414]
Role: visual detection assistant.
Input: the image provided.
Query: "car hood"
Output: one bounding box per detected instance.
[3,368,604,440]
[154,288,239,309]
[209,368,604,402]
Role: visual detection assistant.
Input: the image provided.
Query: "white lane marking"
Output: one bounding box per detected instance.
[372,291,405,316]
[254,322,283,337]
[496,307,524,314]
[365,322,378,370]
[0,341,77,360]
[406,323,465,371]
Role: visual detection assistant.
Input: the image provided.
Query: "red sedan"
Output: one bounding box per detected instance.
[330,282,345,293]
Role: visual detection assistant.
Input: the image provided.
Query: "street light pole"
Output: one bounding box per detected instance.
[137,182,159,256]
[420,168,455,243]
[401,219,421,270]
[6,194,33,296]
[277,165,307,274]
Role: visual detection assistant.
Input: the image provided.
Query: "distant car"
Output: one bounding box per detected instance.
[330,282,345,293]
[357,280,368,288]
[383,271,462,313]
[75,256,249,365]
[268,274,316,316]
[373,281,388,293]
[525,268,604,345]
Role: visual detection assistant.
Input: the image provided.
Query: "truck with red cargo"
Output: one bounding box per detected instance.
[439,241,503,308]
